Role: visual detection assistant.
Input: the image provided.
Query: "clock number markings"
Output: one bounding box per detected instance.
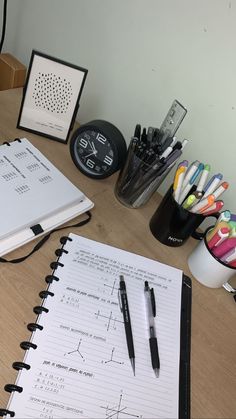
[81,133,113,169]
[79,138,88,148]
[104,155,113,166]
[74,128,117,174]
[96,133,107,144]
[70,122,127,178]
[86,159,95,169]
[78,136,99,160]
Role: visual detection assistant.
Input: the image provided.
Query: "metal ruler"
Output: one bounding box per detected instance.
[159,100,187,144]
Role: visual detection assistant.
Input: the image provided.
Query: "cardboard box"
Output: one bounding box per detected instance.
[0,53,26,91]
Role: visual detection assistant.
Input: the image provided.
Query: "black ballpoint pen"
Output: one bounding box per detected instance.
[119,275,135,375]
[144,281,160,377]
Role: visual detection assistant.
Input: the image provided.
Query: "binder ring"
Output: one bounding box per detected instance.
[20,341,37,350]
[4,384,23,393]
[0,409,15,417]
[55,248,68,257]
[33,306,49,315]
[39,290,54,299]
[12,362,31,371]
[27,323,43,332]
[45,274,59,284]
[60,236,72,245]
[0,234,76,417]
[50,261,64,270]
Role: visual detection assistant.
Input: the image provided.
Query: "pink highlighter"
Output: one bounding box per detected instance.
[212,237,236,258]
[207,227,230,250]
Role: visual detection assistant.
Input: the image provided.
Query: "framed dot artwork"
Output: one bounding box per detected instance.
[17,50,88,143]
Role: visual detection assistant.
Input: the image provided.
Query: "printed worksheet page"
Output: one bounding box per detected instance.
[6,234,183,418]
[0,139,85,239]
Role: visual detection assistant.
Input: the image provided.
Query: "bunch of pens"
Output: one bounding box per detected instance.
[172,160,229,214]
[206,211,236,267]
[115,123,188,208]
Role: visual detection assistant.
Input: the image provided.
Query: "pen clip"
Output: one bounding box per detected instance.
[118,288,122,312]
[150,288,156,317]
[145,281,156,317]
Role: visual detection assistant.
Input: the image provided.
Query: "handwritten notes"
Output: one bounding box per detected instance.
[6,234,183,418]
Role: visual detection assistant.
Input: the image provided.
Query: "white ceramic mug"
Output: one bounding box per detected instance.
[188,230,236,288]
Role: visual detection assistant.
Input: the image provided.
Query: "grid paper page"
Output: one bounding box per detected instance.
[0,139,84,239]
[6,234,183,418]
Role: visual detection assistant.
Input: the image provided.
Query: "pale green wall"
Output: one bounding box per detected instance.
[1,0,236,212]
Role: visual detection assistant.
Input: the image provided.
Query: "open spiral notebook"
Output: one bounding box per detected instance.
[0,234,191,419]
[0,138,93,257]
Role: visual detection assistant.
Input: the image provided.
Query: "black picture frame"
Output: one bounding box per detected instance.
[17,50,88,143]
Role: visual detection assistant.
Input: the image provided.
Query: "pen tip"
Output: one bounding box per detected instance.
[130,358,135,376]
[154,368,160,378]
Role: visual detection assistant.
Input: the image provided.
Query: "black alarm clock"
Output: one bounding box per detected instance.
[69,120,127,179]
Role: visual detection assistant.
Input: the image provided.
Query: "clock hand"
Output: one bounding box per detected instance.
[88,140,94,151]
[84,151,96,158]
[91,141,98,154]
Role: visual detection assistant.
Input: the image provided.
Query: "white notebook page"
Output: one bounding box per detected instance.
[7,234,183,418]
[0,138,85,239]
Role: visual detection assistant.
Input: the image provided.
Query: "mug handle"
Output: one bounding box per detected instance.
[222,282,236,293]
[191,212,220,240]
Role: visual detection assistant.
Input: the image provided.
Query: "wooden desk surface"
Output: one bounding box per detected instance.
[0,88,235,418]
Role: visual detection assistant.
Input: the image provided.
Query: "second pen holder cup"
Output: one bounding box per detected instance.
[115,148,175,208]
[188,227,236,288]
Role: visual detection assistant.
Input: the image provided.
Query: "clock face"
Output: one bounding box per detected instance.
[72,129,117,177]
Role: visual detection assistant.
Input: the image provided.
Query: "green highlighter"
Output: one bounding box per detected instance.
[229,220,236,230]
[182,190,202,210]
[182,194,197,210]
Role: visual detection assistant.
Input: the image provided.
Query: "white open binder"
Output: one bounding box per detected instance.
[1,233,191,419]
[0,138,94,256]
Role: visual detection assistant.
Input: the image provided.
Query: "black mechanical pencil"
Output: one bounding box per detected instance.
[119,275,135,375]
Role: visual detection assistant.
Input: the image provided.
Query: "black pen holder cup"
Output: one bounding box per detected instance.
[149,186,219,247]
[114,148,176,209]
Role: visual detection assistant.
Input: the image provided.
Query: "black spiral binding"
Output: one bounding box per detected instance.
[3,138,21,146]
[0,235,72,417]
